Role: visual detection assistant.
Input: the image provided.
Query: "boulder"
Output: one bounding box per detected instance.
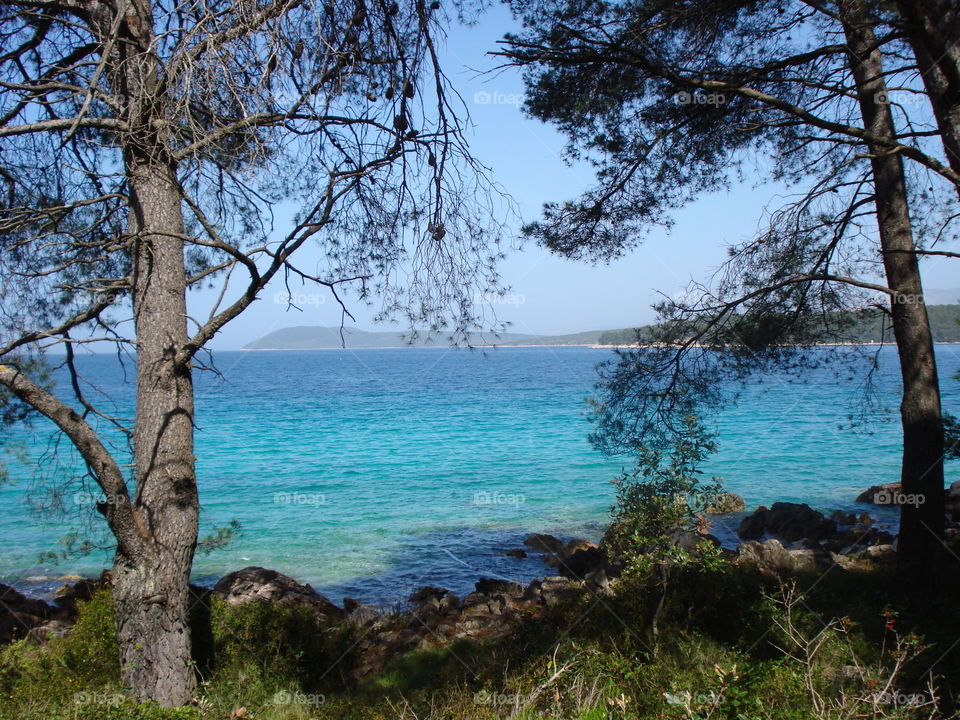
[410,586,449,603]
[735,539,818,574]
[523,533,566,554]
[213,567,343,619]
[0,584,53,642]
[738,503,836,542]
[53,570,111,616]
[830,510,858,525]
[855,482,901,504]
[504,549,527,559]
[766,503,836,542]
[704,492,746,514]
[556,546,607,580]
[539,576,584,606]
[737,506,769,539]
[474,578,523,596]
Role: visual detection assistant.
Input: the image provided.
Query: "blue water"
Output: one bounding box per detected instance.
[2,345,959,604]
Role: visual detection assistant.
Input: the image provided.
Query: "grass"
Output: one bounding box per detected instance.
[0,558,957,720]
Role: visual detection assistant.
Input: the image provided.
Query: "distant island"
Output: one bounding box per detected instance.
[245,302,960,350]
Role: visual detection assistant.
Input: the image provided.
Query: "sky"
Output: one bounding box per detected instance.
[190,4,959,351]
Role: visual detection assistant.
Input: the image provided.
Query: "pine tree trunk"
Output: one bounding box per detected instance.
[894,0,960,192]
[112,157,199,706]
[841,0,946,577]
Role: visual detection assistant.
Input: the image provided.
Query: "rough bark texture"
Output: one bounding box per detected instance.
[842,0,946,576]
[894,0,960,193]
[100,0,199,706]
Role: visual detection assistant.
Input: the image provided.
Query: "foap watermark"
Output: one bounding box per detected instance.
[472,490,526,507]
[272,690,326,707]
[273,491,326,507]
[73,491,128,507]
[274,291,325,308]
[473,91,524,107]
[474,291,526,307]
[673,90,727,107]
[892,292,924,305]
[872,690,929,707]
[663,690,725,707]
[873,488,925,507]
[73,692,125,707]
[874,90,927,107]
[474,690,530,706]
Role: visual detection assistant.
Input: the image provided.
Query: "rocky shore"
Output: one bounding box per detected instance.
[4,481,960,679]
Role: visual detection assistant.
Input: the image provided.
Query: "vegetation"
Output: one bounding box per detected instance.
[500,0,959,577]
[2,558,958,719]
[596,304,960,347]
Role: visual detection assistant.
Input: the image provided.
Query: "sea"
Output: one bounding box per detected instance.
[2,344,959,605]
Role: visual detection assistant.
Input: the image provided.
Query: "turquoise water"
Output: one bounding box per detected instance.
[2,345,959,604]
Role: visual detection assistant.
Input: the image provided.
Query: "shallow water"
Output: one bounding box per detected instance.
[2,345,957,604]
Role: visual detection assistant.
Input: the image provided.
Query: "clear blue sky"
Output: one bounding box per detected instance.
[191,4,958,350]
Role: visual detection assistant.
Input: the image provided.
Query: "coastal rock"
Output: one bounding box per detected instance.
[735,539,824,574]
[539,576,584,606]
[704,492,746,514]
[523,533,566,554]
[738,506,769,539]
[946,481,960,520]
[737,503,835,542]
[53,570,111,616]
[213,566,343,619]
[0,584,53,642]
[504,549,527,558]
[556,546,607,580]
[830,510,858,525]
[474,578,523,596]
[855,482,907,505]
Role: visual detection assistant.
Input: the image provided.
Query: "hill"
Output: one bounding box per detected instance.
[596,303,960,346]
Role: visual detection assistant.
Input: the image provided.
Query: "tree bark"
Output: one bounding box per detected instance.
[894,0,960,197]
[111,157,198,707]
[841,0,946,578]
[96,0,199,706]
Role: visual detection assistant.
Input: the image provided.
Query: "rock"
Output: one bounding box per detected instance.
[523,533,566,554]
[53,570,111,616]
[438,592,460,614]
[739,503,836,542]
[213,567,343,619]
[738,506,769,539]
[584,567,613,595]
[736,539,802,574]
[539,576,584,606]
[856,482,903,505]
[474,578,523,596]
[504,549,527,558]
[563,539,599,555]
[766,503,836,542]
[410,586,448,603]
[704,492,746,514]
[556,547,607,580]
[861,544,897,562]
[830,510,858,525]
[28,619,71,642]
[0,584,53,642]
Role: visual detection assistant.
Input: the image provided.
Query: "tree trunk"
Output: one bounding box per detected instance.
[841,0,946,578]
[894,0,960,195]
[93,0,199,702]
[111,156,199,706]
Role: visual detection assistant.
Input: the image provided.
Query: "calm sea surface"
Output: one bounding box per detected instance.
[2,345,959,604]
